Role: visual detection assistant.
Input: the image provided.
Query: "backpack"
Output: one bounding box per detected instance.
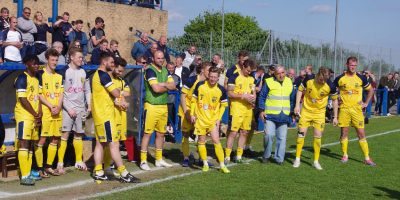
[87,30,94,54]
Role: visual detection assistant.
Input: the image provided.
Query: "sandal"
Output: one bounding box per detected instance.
[45,168,61,176]
[39,170,50,178]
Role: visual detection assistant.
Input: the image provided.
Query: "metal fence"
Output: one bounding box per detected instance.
[167,29,397,79]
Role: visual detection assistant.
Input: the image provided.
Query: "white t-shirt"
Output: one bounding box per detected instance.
[182,51,195,68]
[4,30,22,62]
[175,66,183,87]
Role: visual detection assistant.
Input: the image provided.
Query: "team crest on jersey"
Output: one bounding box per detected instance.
[55,82,60,89]
[30,86,34,92]
[69,78,73,85]
[45,83,49,89]
[239,84,242,89]
[212,97,217,103]
[355,83,359,87]
[199,94,204,100]
[81,77,85,83]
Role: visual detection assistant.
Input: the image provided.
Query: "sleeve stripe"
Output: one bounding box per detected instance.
[17,89,27,92]
[221,99,228,103]
[364,82,371,88]
[104,82,113,88]
[148,77,157,81]
[228,83,235,86]
[183,85,190,89]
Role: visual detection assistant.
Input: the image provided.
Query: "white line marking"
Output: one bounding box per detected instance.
[0,163,180,199]
[78,128,400,199]
[1,128,399,199]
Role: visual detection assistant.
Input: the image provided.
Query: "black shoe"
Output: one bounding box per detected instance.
[120,173,141,183]
[261,157,270,164]
[93,173,109,181]
[244,149,256,158]
[276,161,284,166]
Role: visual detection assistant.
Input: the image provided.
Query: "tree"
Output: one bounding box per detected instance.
[168,11,268,61]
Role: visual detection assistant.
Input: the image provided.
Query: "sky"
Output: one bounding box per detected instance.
[164,0,400,66]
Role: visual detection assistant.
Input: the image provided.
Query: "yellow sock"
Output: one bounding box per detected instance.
[28,150,33,170]
[103,146,112,169]
[140,150,147,163]
[225,148,232,159]
[18,149,30,178]
[58,138,68,164]
[73,137,83,162]
[236,147,243,159]
[182,137,190,158]
[117,165,128,177]
[197,142,207,161]
[34,144,43,169]
[295,137,305,159]
[155,149,163,161]
[246,131,254,146]
[359,139,370,160]
[214,143,225,165]
[340,138,348,157]
[94,164,103,176]
[46,143,58,167]
[313,137,321,162]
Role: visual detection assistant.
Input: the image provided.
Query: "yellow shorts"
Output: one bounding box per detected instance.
[180,112,194,133]
[230,114,252,132]
[338,107,364,129]
[41,120,62,137]
[95,120,119,142]
[298,111,326,131]
[16,120,39,141]
[144,103,168,134]
[117,124,126,141]
[194,121,217,136]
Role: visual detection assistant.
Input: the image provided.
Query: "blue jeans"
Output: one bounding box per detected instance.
[263,120,288,163]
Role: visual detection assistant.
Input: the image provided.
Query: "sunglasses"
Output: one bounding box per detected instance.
[140,62,147,64]
[24,12,31,14]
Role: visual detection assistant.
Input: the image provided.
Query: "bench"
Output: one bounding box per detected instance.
[0,151,17,178]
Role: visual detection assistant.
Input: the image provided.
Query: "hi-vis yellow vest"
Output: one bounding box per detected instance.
[265,77,293,115]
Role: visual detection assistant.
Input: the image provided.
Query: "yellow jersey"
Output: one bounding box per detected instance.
[227,73,256,116]
[14,72,40,121]
[191,81,228,127]
[225,64,241,79]
[91,70,118,125]
[112,77,130,125]
[299,77,337,114]
[179,75,200,116]
[37,70,64,120]
[333,73,371,109]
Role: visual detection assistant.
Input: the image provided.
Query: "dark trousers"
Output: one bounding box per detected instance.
[0,115,5,147]
[375,90,384,113]
[388,91,397,113]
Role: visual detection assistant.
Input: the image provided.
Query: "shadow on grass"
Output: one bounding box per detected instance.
[374,186,400,200]
[288,145,364,164]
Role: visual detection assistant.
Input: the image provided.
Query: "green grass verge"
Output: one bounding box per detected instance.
[98,116,400,200]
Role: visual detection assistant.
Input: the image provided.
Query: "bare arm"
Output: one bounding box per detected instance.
[150,83,168,93]
[363,87,374,107]
[19,97,39,117]
[294,90,303,114]
[39,95,54,109]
